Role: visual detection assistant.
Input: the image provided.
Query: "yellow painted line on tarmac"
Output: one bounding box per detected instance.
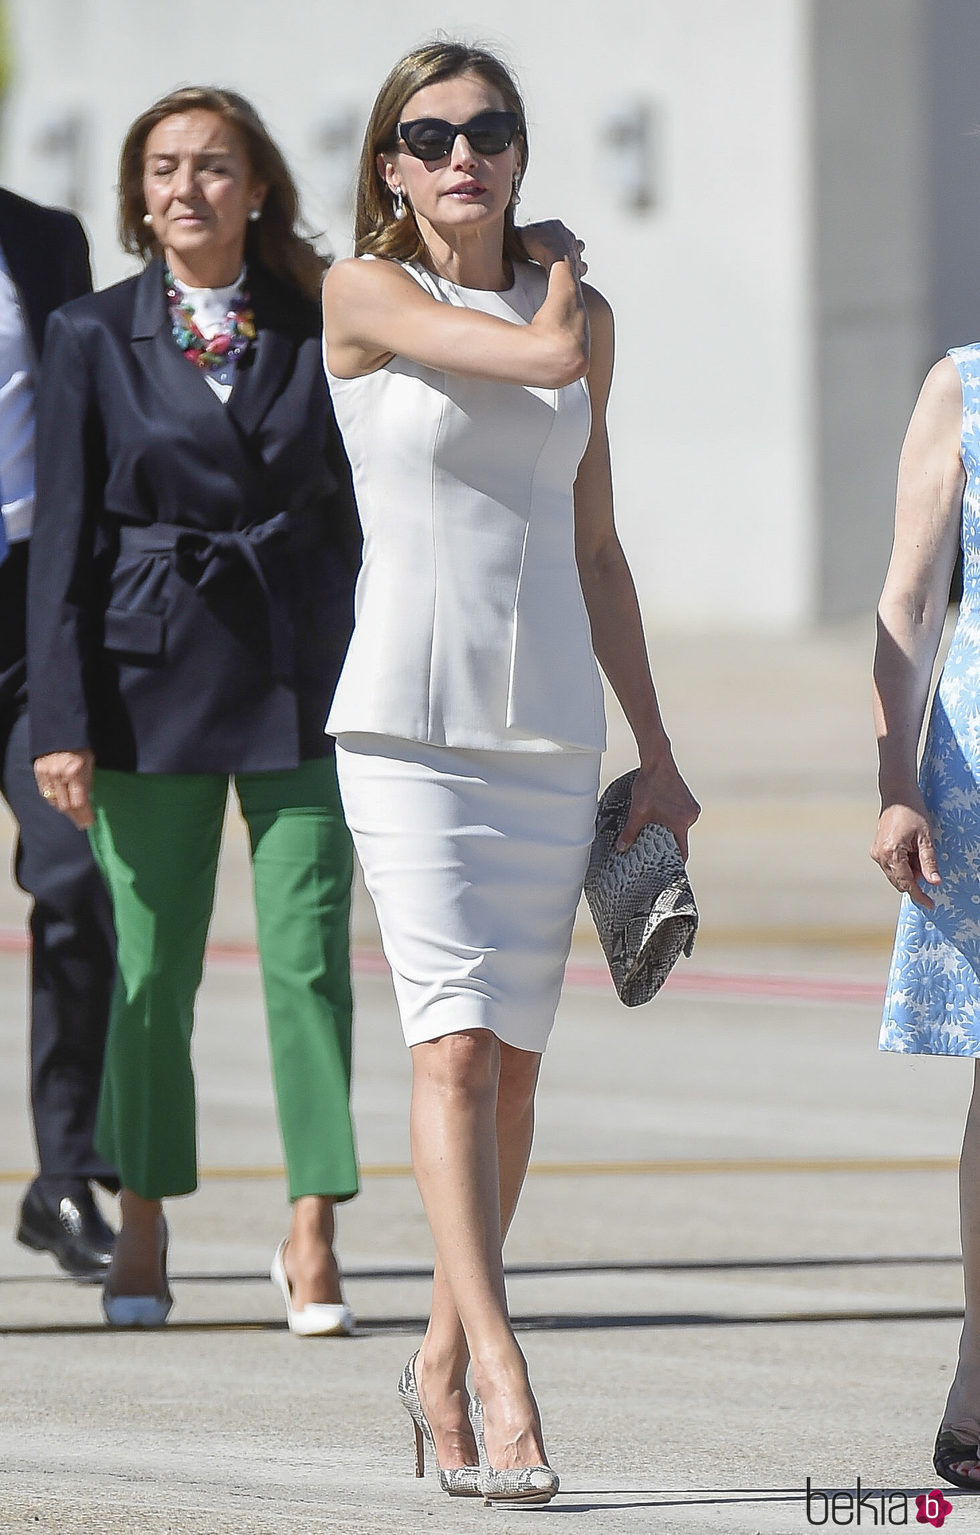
[199,1155,960,1178]
[0,919,897,956]
[0,1155,958,1185]
[520,1156,957,1176]
[372,1154,957,1177]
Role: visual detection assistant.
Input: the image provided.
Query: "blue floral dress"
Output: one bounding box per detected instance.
[881,344,980,1054]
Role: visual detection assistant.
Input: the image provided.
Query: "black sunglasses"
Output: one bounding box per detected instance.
[396,111,520,162]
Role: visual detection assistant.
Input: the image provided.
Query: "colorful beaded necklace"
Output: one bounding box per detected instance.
[165,268,257,371]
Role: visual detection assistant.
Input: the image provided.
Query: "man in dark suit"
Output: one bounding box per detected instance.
[0,187,117,1276]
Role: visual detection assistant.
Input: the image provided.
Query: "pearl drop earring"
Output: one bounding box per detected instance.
[392,187,407,222]
[142,212,153,227]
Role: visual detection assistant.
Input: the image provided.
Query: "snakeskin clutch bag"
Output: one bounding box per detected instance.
[584,769,698,1006]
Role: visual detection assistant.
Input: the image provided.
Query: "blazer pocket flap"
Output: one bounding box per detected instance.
[103,608,165,656]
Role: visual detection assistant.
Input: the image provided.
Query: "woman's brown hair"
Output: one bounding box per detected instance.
[355,41,528,265]
[119,86,327,301]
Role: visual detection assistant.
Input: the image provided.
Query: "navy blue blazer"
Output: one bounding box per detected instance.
[28,257,360,774]
[0,189,91,705]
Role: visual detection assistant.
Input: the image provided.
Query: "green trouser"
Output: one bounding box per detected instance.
[89,758,358,1203]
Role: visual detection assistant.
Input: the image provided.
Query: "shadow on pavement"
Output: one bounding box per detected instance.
[0,1305,966,1336]
[0,1252,961,1286]
[552,1492,804,1513]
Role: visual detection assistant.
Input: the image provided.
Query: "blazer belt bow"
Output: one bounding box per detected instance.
[120,513,294,679]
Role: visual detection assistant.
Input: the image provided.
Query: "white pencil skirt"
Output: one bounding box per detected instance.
[334,734,601,1052]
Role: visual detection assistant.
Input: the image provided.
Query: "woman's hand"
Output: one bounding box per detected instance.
[618,757,701,861]
[34,750,95,830]
[519,220,587,279]
[871,799,941,909]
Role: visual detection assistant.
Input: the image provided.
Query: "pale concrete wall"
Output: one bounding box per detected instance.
[810,0,930,622]
[925,0,980,357]
[3,0,949,630]
[0,0,820,630]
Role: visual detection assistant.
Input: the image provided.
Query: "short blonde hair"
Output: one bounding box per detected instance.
[355,41,528,264]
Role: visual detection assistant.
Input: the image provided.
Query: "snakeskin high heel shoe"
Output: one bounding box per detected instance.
[469,1392,560,1507]
[397,1353,482,1498]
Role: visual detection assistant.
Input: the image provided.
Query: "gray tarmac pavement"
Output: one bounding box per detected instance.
[2,625,977,1534]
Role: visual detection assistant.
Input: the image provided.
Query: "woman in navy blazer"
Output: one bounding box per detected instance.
[28,87,361,1331]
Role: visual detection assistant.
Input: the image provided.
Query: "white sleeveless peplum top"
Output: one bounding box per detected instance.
[324,258,606,753]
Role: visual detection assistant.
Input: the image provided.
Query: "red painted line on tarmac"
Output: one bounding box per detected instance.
[561,959,883,1005]
[0,923,885,1006]
[656,969,885,1005]
[200,940,886,1005]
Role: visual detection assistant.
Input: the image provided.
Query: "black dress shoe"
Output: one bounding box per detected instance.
[16,1178,116,1279]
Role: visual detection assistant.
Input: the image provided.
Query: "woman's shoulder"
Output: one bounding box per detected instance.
[907,357,964,441]
[48,271,142,340]
[324,254,428,296]
[511,259,546,295]
[929,351,972,398]
[65,270,141,313]
[248,260,320,335]
[513,263,612,321]
[947,344,980,372]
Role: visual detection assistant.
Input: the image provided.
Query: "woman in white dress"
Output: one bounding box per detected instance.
[322,40,698,1504]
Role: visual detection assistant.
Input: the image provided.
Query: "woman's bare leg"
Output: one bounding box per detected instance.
[104,1189,167,1296]
[414,1042,541,1467]
[409,1030,546,1471]
[281,1194,344,1309]
[940,1061,980,1480]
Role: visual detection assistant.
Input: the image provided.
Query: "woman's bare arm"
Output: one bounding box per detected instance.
[870,356,964,907]
[322,221,589,388]
[573,286,700,856]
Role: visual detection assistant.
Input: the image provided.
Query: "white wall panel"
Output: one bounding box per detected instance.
[6,0,922,631]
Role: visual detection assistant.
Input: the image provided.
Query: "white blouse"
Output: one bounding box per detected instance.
[171,268,246,403]
[324,259,605,753]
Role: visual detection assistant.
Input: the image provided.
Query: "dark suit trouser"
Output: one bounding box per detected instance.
[0,544,117,1187]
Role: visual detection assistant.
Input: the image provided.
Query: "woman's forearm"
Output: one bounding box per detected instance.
[579,540,672,765]
[870,355,964,808]
[529,259,589,384]
[325,221,592,389]
[873,593,947,806]
[572,312,699,850]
